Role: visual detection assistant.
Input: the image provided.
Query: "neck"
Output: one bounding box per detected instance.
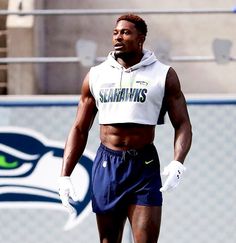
[115,51,144,69]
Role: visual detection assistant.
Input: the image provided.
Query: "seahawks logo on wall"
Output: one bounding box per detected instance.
[0,127,94,230]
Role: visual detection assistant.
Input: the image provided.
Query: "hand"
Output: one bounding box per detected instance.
[58,176,78,214]
[160,160,186,192]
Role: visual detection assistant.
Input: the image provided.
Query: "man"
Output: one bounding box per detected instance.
[58,14,192,243]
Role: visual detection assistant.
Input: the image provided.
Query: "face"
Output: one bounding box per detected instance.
[112,20,143,56]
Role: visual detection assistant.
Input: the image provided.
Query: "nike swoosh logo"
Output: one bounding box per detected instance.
[145,159,154,165]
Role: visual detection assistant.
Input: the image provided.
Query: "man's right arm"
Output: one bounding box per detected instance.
[60,72,97,176]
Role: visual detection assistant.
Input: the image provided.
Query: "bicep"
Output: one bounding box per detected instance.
[165,68,190,129]
[74,72,97,131]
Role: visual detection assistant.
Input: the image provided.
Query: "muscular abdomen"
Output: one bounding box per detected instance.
[100,123,155,150]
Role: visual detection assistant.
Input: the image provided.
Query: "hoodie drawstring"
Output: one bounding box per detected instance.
[120,68,134,88]
[119,68,123,88]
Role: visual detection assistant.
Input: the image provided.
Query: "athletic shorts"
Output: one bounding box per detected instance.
[91,143,162,214]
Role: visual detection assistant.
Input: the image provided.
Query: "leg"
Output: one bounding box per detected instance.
[128,205,162,243]
[96,211,127,243]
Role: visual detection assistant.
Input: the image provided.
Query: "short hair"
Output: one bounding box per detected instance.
[116,14,148,36]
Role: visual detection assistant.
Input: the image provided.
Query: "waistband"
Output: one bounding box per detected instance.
[98,143,155,157]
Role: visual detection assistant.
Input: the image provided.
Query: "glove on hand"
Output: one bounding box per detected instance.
[160,160,186,192]
[58,176,78,214]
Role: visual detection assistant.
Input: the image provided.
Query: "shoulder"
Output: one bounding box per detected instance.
[165,67,181,94]
[148,59,171,78]
[91,59,109,72]
[90,61,108,80]
[166,67,178,79]
[156,59,170,69]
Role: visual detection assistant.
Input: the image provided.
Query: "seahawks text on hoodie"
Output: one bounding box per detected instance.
[89,50,170,125]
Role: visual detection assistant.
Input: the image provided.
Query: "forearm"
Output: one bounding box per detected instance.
[61,126,88,176]
[173,122,192,163]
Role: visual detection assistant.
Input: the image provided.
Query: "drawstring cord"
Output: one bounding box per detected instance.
[122,149,138,161]
[119,68,123,88]
[119,67,133,88]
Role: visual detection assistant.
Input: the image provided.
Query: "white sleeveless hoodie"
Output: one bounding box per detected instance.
[89,50,170,125]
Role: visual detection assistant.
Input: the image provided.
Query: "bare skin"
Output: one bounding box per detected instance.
[61,19,192,243]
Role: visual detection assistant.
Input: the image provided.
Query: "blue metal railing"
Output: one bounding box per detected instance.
[0,96,235,107]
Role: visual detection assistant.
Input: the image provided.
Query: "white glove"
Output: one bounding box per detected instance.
[58,176,79,214]
[160,160,186,192]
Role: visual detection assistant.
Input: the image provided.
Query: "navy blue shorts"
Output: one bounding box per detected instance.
[91,143,163,213]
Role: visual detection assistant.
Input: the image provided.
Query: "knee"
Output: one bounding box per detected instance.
[132,224,160,243]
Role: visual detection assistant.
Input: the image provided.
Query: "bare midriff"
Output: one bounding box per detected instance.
[100,123,155,150]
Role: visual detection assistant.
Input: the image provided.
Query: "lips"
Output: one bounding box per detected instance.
[114,43,125,50]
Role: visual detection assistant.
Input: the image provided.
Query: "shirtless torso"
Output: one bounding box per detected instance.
[100,123,155,150]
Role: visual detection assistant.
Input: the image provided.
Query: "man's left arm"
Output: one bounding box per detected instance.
[160,67,192,192]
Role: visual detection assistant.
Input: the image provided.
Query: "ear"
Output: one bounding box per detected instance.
[139,35,146,45]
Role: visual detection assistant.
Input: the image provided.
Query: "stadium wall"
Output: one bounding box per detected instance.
[4,0,236,94]
[0,95,235,243]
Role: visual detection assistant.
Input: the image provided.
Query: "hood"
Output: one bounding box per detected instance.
[106,49,157,71]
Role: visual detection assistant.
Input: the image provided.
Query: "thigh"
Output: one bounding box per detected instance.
[96,211,127,243]
[128,205,162,243]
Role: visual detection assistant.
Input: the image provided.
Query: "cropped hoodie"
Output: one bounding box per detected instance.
[89,50,170,125]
